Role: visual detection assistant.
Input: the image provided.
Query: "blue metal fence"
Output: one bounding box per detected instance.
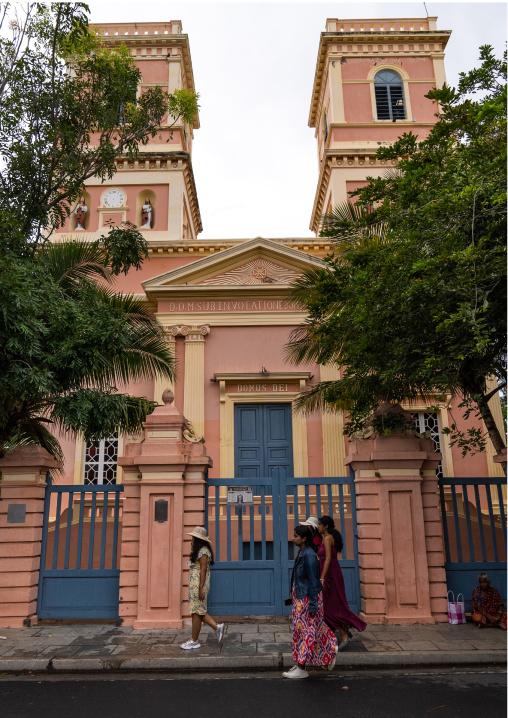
[439,477,507,611]
[205,468,360,616]
[37,482,123,619]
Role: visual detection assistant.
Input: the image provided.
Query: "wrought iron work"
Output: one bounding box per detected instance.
[84,434,118,485]
[411,412,444,478]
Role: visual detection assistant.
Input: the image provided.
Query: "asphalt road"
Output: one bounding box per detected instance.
[0,669,506,718]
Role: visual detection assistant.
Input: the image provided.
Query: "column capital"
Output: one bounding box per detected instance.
[171,325,210,340]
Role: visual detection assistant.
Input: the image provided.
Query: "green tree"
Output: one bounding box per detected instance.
[0,2,198,250]
[286,46,506,461]
[0,3,198,458]
[0,240,175,460]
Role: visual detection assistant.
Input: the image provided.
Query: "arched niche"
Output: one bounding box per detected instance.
[69,190,92,231]
[136,189,156,229]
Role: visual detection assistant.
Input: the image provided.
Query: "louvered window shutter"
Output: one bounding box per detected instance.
[374,70,406,121]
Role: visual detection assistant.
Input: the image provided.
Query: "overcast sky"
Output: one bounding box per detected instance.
[88,1,507,240]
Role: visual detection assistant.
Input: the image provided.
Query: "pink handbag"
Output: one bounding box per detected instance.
[447,591,466,624]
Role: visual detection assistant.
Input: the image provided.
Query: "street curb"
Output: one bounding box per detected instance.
[0,650,505,674]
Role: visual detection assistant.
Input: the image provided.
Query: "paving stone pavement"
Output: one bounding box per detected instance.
[0,620,505,672]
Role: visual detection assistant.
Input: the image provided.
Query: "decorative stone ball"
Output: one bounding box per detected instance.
[162,389,174,405]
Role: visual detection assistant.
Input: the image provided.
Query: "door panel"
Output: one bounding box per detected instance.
[235,404,293,479]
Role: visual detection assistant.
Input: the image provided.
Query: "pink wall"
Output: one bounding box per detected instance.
[343,84,373,123]
[409,83,439,121]
[142,59,170,84]
[346,180,370,198]
[113,256,194,293]
[340,56,435,81]
[332,125,433,142]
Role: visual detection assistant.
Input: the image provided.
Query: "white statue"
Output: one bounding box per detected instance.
[75,196,87,230]
[141,198,153,229]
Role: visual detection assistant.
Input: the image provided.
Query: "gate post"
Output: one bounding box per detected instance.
[0,446,61,627]
[118,390,212,629]
[345,410,448,624]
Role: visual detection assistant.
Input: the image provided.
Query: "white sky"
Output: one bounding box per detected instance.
[88,1,507,239]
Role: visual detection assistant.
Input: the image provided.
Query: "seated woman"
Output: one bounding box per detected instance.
[472,573,507,630]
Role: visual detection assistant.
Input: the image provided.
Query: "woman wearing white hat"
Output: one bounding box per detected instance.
[180,526,225,650]
[302,516,322,549]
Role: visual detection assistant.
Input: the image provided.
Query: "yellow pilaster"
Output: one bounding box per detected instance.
[485,376,506,480]
[182,326,210,436]
[153,334,176,405]
[319,364,346,476]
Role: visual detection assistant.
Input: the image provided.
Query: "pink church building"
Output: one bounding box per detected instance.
[0,17,505,629]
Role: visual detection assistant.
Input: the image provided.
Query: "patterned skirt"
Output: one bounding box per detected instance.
[292,588,338,666]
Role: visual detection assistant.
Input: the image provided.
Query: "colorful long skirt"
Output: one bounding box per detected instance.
[292,589,338,666]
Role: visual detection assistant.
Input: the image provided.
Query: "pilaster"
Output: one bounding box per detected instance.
[173,324,210,437]
[319,364,346,476]
[153,333,176,403]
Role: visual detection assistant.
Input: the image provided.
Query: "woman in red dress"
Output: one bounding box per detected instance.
[472,573,507,629]
[318,515,367,650]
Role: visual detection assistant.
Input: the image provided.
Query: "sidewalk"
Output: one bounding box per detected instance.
[0,619,505,674]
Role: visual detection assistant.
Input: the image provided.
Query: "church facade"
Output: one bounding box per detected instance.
[54,16,504,488]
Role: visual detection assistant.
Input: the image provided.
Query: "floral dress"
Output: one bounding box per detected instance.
[188,546,211,615]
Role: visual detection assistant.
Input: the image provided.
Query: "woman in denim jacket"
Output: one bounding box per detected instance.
[282,525,338,679]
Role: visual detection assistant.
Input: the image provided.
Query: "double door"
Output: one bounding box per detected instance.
[234,403,293,479]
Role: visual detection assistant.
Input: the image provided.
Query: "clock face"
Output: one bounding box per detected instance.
[103,189,126,208]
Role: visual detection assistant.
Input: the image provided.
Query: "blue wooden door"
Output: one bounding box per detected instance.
[205,405,292,614]
[235,404,293,479]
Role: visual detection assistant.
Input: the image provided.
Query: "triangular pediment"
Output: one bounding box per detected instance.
[142,237,326,294]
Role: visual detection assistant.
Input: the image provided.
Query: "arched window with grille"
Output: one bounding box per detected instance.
[374,70,406,120]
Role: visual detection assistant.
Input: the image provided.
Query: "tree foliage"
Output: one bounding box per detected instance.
[286,46,506,458]
[0,3,196,459]
[0,2,199,249]
[0,240,175,461]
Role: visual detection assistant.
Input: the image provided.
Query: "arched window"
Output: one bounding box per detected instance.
[374,70,406,120]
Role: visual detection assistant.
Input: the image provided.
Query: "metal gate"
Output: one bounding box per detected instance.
[37,481,123,619]
[439,476,507,611]
[205,468,360,616]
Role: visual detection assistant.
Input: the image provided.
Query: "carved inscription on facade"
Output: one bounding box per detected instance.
[226,383,298,393]
[166,299,293,313]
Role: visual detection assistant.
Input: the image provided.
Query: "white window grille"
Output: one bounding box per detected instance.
[410,412,444,478]
[83,434,118,485]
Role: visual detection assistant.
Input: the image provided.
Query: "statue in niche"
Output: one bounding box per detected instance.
[141,198,153,229]
[75,196,87,230]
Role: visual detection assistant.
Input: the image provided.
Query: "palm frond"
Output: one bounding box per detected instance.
[292,380,353,414]
[319,201,389,248]
[39,240,113,289]
[5,422,64,465]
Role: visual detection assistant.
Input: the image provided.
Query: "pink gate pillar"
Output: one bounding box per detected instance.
[0,446,61,628]
[118,391,212,629]
[345,430,448,625]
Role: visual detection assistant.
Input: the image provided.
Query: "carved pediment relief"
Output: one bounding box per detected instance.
[197,258,299,286]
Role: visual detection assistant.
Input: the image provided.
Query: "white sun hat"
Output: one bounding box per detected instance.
[187,526,212,543]
[302,516,319,530]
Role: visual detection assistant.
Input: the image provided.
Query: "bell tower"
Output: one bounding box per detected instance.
[58,20,202,242]
[308,17,451,233]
